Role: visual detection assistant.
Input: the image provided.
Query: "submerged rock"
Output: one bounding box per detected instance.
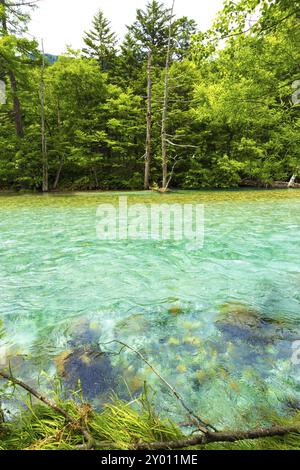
[123,367,145,395]
[168,304,185,316]
[67,317,102,348]
[215,301,299,344]
[215,302,262,343]
[218,302,260,326]
[54,346,117,401]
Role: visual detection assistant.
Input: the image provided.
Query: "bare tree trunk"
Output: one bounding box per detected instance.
[52,101,64,190]
[40,39,48,192]
[53,157,64,190]
[9,71,24,138]
[161,0,175,191]
[288,167,299,188]
[144,50,152,190]
[92,166,99,188]
[0,0,24,138]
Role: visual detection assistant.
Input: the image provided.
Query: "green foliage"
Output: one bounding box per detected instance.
[0,0,299,190]
[83,10,118,72]
[127,0,172,57]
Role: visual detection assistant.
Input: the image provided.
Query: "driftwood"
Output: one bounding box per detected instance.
[273,181,300,189]
[135,424,300,450]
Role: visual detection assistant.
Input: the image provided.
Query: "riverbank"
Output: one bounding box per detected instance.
[1,388,300,450]
[0,182,300,195]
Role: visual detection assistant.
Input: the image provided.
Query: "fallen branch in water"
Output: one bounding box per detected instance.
[135,424,300,450]
[101,339,217,433]
[1,368,300,450]
[0,370,95,450]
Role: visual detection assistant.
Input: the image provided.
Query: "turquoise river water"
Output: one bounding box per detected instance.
[0,190,300,429]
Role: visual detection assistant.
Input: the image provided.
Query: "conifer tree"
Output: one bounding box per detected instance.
[127,0,171,64]
[83,10,117,71]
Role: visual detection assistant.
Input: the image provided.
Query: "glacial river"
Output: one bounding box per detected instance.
[0,189,300,429]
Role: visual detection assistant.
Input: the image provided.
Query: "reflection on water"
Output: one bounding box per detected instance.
[0,189,300,428]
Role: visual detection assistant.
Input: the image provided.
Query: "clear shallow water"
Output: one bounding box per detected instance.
[0,189,300,428]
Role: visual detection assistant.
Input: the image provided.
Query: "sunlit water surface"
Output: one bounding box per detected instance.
[0,190,300,428]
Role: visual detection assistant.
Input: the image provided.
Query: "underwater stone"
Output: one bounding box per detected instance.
[183,336,202,347]
[194,369,208,383]
[217,302,260,327]
[168,304,184,316]
[123,368,145,394]
[215,301,299,344]
[67,318,102,348]
[54,346,116,400]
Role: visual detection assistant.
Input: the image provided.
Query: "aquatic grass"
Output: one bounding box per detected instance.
[0,390,184,450]
[1,401,300,451]
[89,398,183,450]
[1,383,300,450]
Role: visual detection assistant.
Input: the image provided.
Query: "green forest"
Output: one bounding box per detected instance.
[1,0,299,192]
[1,0,300,455]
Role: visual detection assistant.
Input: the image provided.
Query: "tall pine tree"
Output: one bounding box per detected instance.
[83,10,117,72]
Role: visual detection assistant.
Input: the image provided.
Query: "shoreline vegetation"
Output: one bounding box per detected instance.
[1,336,300,451]
[1,368,300,451]
[1,325,300,451]
[0,183,300,196]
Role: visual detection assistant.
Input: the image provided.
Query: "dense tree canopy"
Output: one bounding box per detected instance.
[0,0,299,191]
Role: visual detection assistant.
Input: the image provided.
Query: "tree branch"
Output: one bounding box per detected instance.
[101,339,217,433]
[165,139,200,149]
[0,370,95,449]
[136,424,300,450]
